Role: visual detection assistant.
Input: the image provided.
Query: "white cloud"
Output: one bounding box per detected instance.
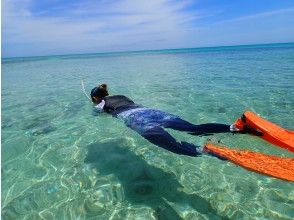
[216,7,294,24]
[169,6,294,48]
[2,0,201,56]
[2,0,294,57]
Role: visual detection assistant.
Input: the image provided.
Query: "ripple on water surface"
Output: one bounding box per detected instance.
[2,45,294,219]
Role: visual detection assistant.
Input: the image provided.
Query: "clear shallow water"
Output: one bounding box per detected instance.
[2,44,294,219]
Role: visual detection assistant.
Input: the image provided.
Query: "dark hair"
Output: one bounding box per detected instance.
[90,83,109,102]
[100,84,107,89]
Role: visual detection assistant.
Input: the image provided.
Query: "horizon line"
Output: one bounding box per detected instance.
[2,41,294,60]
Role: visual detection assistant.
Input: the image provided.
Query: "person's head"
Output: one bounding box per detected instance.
[91,83,109,103]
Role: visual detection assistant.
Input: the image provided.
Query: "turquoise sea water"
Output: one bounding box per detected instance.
[2,43,294,219]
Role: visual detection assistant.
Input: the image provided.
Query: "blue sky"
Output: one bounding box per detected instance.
[2,0,294,57]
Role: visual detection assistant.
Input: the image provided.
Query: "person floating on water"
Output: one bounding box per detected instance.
[90,83,253,157]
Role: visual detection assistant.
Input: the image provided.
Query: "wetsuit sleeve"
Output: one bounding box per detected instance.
[94,100,105,113]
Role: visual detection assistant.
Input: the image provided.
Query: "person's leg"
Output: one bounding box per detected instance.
[140,126,201,157]
[118,108,201,156]
[162,117,231,135]
[118,108,231,135]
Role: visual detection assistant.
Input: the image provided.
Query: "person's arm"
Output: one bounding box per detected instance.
[94,100,105,113]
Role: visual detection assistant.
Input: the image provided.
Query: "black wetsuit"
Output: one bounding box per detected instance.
[101,95,231,157]
[103,95,140,114]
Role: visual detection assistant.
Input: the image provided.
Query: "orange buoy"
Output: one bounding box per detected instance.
[203,143,294,182]
[234,111,294,152]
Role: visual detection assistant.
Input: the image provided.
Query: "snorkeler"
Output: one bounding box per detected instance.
[90,83,247,157]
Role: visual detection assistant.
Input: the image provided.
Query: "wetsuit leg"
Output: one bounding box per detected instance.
[162,118,230,135]
[116,108,231,161]
[140,126,200,157]
[117,109,200,156]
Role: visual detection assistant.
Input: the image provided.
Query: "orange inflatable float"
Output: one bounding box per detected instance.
[234,111,294,152]
[204,143,294,182]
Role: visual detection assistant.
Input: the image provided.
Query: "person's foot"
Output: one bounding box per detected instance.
[231,118,244,132]
[181,141,202,156]
[231,117,263,136]
[230,124,240,132]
